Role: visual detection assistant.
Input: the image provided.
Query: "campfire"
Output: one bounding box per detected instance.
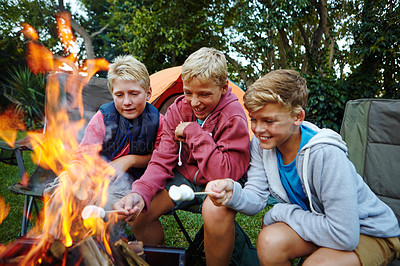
[0,11,161,265]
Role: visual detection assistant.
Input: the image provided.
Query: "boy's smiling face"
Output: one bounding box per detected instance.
[112,78,151,120]
[249,102,303,152]
[183,78,228,121]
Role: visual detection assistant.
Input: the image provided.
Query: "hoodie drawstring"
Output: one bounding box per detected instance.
[178,141,183,166]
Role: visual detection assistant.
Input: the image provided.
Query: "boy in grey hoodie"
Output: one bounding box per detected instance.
[206,69,400,265]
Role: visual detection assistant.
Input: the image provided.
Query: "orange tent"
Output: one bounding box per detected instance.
[149,66,252,135]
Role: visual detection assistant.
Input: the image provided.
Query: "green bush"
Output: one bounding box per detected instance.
[2,66,45,130]
[305,73,347,132]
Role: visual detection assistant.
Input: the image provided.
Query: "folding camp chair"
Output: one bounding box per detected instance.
[340,99,400,266]
[167,202,205,265]
[1,73,112,237]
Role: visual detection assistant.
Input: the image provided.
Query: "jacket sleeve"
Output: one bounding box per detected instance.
[263,145,360,250]
[130,108,179,210]
[226,137,270,215]
[183,114,250,182]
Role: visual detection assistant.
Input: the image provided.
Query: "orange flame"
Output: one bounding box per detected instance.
[21,23,39,41]
[56,11,79,62]
[0,108,26,147]
[15,11,114,264]
[0,197,10,225]
[26,42,54,75]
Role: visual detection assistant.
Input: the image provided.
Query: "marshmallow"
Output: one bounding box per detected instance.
[180,184,195,201]
[168,185,195,201]
[168,185,181,201]
[81,205,106,220]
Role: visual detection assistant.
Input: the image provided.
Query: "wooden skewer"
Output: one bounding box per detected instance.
[193,191,215,195]
[105,209,126,214]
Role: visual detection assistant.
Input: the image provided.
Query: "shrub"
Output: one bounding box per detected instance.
[305,73,347,132]
[3,66,45,129]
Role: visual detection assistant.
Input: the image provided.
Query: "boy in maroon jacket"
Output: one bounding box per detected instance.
[114,47,250,265]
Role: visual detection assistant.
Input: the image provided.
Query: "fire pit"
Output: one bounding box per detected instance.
[0,10,187,266]
[0,237,186,265]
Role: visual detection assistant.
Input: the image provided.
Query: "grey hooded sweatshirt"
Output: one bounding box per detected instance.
[227,122,400,251]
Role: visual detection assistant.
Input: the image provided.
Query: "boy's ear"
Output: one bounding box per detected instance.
[293,108,305,126]
[146,87,152,101]
[221,80,229,94]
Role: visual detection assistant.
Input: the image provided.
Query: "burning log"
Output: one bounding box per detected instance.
[48,239,65,260]
[114,239,148,266]
[0,236,149,266]
[68,236,110,265]
[0,13,156,266]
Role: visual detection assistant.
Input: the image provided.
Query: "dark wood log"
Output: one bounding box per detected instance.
[114,239,149,266]
[49,240,66,260]
[70,237,108,266]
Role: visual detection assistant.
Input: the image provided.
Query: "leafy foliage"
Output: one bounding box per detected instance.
[344,0,400,99]
[306,73,346,132]
[1,0,399,131]
[3,67,46,129]
[105,0,218,73]
[78,0,117,64]
[0,0,58,110]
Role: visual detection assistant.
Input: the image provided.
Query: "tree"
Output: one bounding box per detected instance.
[0,0,109,119]
[0,0,58,111]
[2,0,398,130]
[345,0,400,99]
[106,0,221,73]
[221,0,339,86]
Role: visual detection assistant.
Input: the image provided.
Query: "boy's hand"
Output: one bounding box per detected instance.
[205,179,234,206]
[175,122,191,141]
[113,192,145,222]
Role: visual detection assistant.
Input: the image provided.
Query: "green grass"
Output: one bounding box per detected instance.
[160,208,269,249]
[0,148,38,244]
[0,135,268,251]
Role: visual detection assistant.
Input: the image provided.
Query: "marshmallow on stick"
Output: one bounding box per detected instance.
[168,184,214,201]
[81,205,125,220]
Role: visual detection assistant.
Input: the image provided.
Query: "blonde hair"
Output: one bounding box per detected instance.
[107,55,150,93]
[181,47,227,88]
[244,69,308,114]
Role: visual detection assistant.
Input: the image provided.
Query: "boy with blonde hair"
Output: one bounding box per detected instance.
[206,69,400,265]
[114,47,250,265]
[44,55,163,240]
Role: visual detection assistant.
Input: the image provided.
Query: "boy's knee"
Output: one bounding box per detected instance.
[257,227,294,264]
[202,198,235,224]
[257,225,292,254]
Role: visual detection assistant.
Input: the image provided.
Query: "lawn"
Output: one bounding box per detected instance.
[0,137,268,251]
[0,147,38,244]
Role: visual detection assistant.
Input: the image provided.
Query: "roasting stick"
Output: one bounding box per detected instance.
[105,209,126,214]
[168,184,216,201]
[194,191,215,195]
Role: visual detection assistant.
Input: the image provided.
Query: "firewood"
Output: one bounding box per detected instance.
[71,237,108,266]
[128,241,144,255]
[115,239,149,266]
[49,240,66,260]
